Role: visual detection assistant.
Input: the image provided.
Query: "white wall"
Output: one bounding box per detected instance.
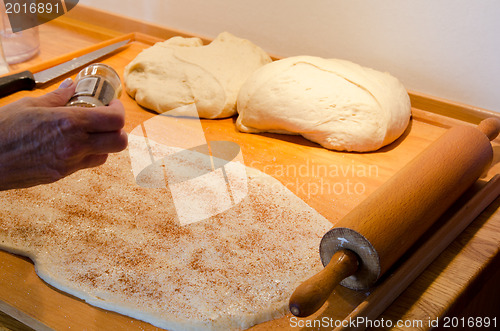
[80,0,500,112]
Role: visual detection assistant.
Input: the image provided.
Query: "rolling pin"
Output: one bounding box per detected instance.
[289,117,500,317]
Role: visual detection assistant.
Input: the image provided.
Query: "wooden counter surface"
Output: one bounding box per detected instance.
[0,5,499,331]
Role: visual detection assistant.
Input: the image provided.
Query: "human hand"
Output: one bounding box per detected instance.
[0,80,128,190]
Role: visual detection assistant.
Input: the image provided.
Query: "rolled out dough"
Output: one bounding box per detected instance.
[0,145,332,330]
[236,56,411,152]
[124,32,272,119]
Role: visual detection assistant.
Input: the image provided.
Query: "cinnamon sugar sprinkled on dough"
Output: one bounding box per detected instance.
[0,150,331,330]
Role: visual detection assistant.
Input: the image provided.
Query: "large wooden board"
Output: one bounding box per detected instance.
[0,9,499,331]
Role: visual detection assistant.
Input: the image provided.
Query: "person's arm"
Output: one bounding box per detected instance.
[0,81,128,190]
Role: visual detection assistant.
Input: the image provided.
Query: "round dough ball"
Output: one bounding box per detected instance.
[124,32,272,119]
[236,56,411,151]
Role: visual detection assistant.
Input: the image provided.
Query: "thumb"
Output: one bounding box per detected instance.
[35,78,76,107]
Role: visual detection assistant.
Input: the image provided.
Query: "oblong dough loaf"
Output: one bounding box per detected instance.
[236,56,411,151]
[124,32,272,119]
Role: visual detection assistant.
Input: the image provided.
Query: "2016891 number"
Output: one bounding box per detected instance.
[442,317,497,328]
[5,2,61,15]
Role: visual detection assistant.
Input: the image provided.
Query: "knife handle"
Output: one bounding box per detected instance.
[0,71,36,98]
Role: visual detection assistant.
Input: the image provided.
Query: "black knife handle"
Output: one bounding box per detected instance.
[0,70,36,98]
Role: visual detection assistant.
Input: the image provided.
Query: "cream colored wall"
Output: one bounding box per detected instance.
[79,0,500,112]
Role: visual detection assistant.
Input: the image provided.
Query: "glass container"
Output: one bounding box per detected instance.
[67,63,122,107]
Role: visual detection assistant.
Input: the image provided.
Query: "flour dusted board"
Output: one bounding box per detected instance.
[0,18,499,331]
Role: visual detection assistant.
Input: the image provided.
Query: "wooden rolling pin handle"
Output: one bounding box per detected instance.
[289,249,358,317]
[478,117,500,141]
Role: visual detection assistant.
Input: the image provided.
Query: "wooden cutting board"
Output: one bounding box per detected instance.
[0,8,499,330]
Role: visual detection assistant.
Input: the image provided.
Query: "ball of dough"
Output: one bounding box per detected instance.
[236,56,411,151]
[124,32,272,119]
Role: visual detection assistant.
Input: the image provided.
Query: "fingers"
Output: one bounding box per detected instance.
[51,99,127,162]
[55,129,128,161]
[58,78,74,89]
[52,130,126,181]
[81,99,126,133]
[19,87,125,133]
[87,129,128,154]
[29,81,76,107]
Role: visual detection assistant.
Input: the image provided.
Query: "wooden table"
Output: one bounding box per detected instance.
[0,5,499,330]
